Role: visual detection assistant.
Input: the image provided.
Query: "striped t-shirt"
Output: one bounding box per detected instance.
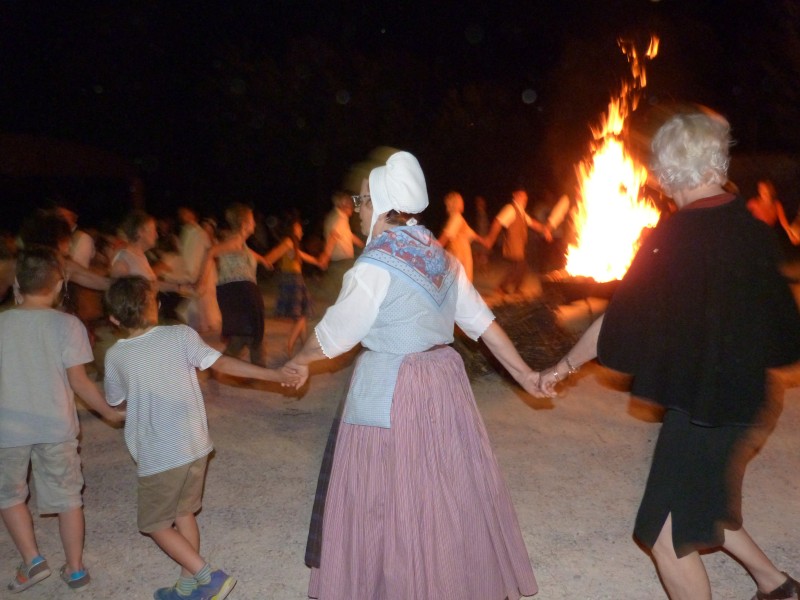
[104,324,221,476]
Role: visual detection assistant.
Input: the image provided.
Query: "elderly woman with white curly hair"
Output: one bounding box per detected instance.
[538,108,800,600]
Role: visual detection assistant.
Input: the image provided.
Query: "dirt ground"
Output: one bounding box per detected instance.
[2,262,800,600]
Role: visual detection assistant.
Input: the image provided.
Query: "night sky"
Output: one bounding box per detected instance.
[2,1,799,232]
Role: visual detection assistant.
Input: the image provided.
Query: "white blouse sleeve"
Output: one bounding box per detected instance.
[454,261,495,340]
[315,262,390,358]
[494,203,515,228]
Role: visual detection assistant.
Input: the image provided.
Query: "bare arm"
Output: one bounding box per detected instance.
[537,314,604,396]
[67,364,125,423]
[283,332,327,389]
[351,233,365,249]
[210,355,298,386]
[528,218,553,242]
[262,238,292,266]
[475,236,492,249]
[195,240,233,289]
[319,233,338,268]
[299,249,324,269]
[68,260,111,290]
[479,321,542,396]
[251,247,274,270]
[776,202,800,244]
[484,219,504,249]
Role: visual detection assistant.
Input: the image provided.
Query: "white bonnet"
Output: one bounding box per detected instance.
[367,151,427,242]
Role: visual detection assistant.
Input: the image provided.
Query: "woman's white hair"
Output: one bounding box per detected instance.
[650,110,732,195]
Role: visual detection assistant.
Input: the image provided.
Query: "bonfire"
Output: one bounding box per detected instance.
[462,36,663,378]
[564,35,662,283]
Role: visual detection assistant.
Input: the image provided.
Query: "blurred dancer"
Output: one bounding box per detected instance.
[263,217,324,356]
[484,189,552,296]
[438,191,487,282]
[746,180,799,244]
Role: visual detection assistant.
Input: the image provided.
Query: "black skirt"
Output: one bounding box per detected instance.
[216,280,265,343]
[634,409,748,557]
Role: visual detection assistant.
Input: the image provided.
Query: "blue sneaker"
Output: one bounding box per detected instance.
[59,564,91,591]
[153,585,186,600]
[195,570,236,600]
[8,556,51,593]
[153,584,206,600]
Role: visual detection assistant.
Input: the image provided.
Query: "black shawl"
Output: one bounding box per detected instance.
[597,195,800,426]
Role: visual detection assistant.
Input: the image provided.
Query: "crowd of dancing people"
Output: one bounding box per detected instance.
[2,107,800,600]
[0,180,564,361]
[0,201,343,362]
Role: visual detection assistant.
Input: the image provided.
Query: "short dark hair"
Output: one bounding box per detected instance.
[19,212,72,250]
[16,246,63,295]
[105,276,155,329]
[224,203,253,231]
[120,210,154,243]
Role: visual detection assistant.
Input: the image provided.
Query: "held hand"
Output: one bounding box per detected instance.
[519,371,548,397]
[536,367,566,397]
[106,408,126,424]
[310,257,326,270]
[282,361,309,390]
[275,368,302,387]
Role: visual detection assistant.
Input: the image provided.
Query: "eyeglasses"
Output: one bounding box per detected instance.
[351,194,371,213]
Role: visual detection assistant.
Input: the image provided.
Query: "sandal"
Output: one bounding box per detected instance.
[7,556,51,593]
[752,572,800,600]
[60,564,91,591]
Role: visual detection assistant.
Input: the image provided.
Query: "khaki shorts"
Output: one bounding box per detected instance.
[0,441,84,514]
[137,455,209,534]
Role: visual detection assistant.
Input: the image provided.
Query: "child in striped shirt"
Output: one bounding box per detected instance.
[104,276,296,600]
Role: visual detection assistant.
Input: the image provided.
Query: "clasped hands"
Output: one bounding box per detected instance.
[280,360,308,390]
[520,366,570,398]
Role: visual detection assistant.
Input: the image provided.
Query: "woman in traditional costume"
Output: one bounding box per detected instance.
[285,151,539,599]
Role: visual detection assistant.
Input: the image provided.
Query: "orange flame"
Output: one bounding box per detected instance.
[565,35,661,283]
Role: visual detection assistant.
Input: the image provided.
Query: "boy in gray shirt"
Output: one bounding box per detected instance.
[0,246,124,593]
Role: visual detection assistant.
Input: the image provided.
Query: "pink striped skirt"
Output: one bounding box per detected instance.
[308,346,537,599]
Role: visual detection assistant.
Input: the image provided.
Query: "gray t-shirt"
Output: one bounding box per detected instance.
[0,308,93,447]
